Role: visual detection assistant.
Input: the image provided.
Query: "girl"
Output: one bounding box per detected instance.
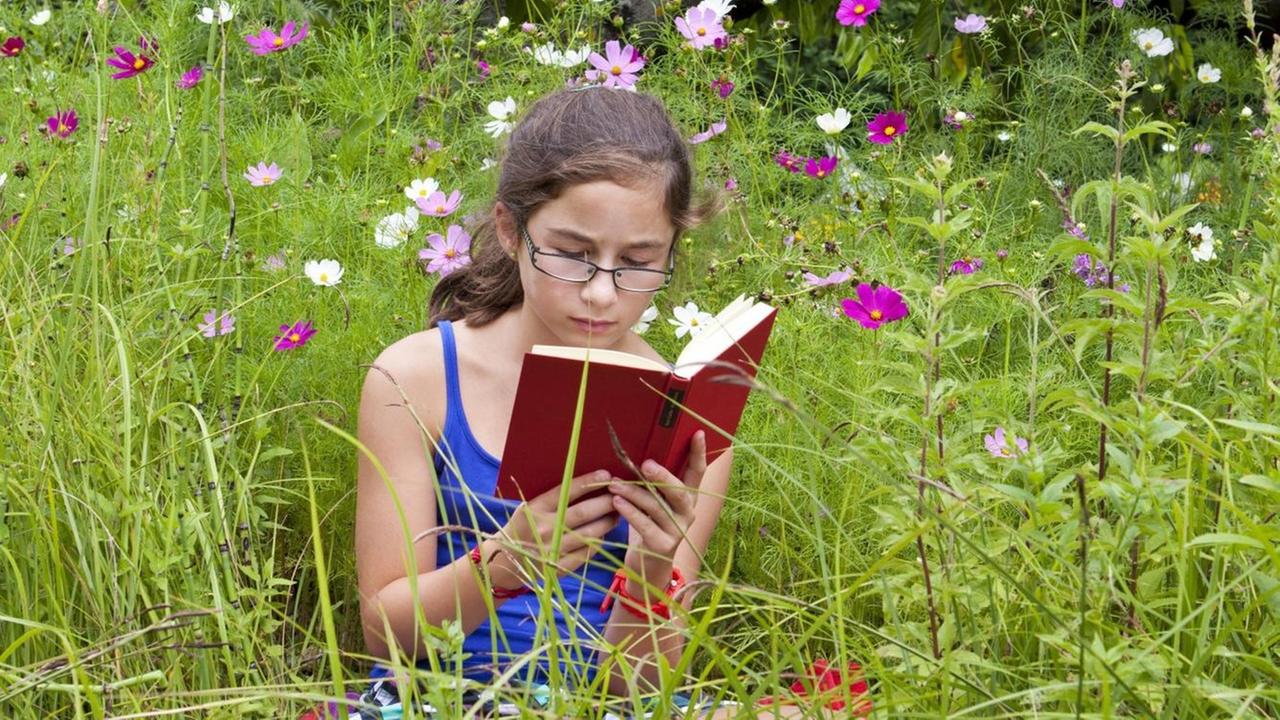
[353,87,833,718]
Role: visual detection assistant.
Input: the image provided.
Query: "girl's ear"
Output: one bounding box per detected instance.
[493,201,518,256]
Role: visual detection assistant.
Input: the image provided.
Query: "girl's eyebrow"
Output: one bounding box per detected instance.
[548,226,667,251]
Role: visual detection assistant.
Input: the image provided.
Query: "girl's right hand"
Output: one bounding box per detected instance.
[485,469,619,589]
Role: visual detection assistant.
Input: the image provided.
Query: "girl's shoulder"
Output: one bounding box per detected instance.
[361,327,448,437]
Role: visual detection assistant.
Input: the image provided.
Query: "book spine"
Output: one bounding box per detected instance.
[642,375,693,477]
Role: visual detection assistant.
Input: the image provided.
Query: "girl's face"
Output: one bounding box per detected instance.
[504,179,676,348]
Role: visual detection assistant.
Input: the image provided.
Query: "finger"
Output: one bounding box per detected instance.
[610,480,681,538]
[682,430,709,493]
[531,469,611,509]
[563,493,619,527]
[610,494,678,556]
[637,461,697,519]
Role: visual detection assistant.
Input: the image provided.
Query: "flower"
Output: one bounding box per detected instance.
[1161,142,1177,153]
[696,0,736,19]
[1072,254,1127,290]
[416,189,463,217]
[196,2,235,24]
[476,59,490,79]
[984,427,1029,457]
[1241,106,1253,118]
[803,267,852,286]
[1196,63,1221,83]
[375,206,420,249]
[943,110,972,130]
[996,130,1012,142]
[669,301,716,339]
[262,250,287,271]
[586,40,645,89]
[836,0,880,26]
[480,158,498,171]
[1132,28,1173,57]
[0,173,5,189]
[996,248,1009,262]
[711,77,735,98]
[274,320,316,351]
[805,156,838,179]
[304,259,344,286]
[954,13,987,33]
[689,119,727,144]
[177,65,204,89]
[1187,222,1213,243]
[2,37,25,57]
[866,111,907,144]
[816,108,852,135]
[1192,142,1212,155]
[1111,0,1125,7]
[521,22,538,33]
[199,309,236,338]
[949,256,983,274]
[841,283,908,329]
[243,162,283,186]
[632,304,659,334]
[46,109,77,139]
[724,177,738,191]
[1190,236,1216,262]
[58,235,80,255]
[30,9,52,26]
[1172,172,1192,196]
[106,44,156,80]
[484,97,517,138]
[404,177,440,203]
[675,6,727,50]
[533,43,590,67]
[775,150,806,173]
[244,21,308,55]
[758,659,872,714]
[418,225,473,277]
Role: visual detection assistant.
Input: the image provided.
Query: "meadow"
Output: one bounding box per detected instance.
[1,0,1278,716]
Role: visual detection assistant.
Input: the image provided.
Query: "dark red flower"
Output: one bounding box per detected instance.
[1,36,24,57]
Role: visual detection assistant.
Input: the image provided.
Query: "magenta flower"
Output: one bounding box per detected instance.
[244,162,283,186]
[177,65,204,90]
[418,224,473,277]
[867,111,907,144]
[199,309,236,338]
[586,40,645,89]
[46,109,78,139]
[712,77,735,99]
[689,119,728,145]
[840,283,909,330]
[984,427,1029,458]
[836,0,880,27]
[724,177,738,191]
[949,256,983,274]
[274,320,317,351]
[477,59,491,79]
[804,268,853,286]
[804,156,838,179]
[106,44,156,80]
[244,22,308,55]
[415,189,463,217]
[675,6,727,50]
[1,37,24,58]
[775,150,806,173]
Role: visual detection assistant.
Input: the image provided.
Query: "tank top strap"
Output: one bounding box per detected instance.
[437,320,467,430]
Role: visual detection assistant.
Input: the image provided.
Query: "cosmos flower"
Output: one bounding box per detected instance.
[984,427,1029,457]
[273,320,316,351]
[106,44,156,80]
[954,13,987,33]
[866,111,907,144]
[375,207,420,249]
[415,189,463,218]
[949,256,983,274]
[196,2,235,24]
[803,268,853,286]
[805,156,838,179]
[199,309,236,338]
[689,119,727,144]
[244,21,308,55]
[712,77,735,98]
[46,108,77,139]
[836,0,880,27]
[631,304,659,334]
[841,283,908,329]
[484,97,517,138]
[418,224,473,276]
[675,5,727,50]
[2,37,25,58]
[304,259,343,286]
[1196,63,1221,83]
[177,65,204,89]
[586,40,645,89]
[669,301,716,339]
[816,108,852,135]
[243,162,283,186]
[1132,28,1173,57]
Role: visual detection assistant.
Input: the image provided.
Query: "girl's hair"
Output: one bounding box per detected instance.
[427,87,719,328]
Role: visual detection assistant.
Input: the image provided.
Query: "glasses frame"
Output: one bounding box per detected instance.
[518,221,675,293]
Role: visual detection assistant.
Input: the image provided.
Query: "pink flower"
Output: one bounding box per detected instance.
[984,426,1028,458]
[262,250,287,272]
[1111,0,1125,7]
[106,44,156,80]
[274,320,316,351]
[1,36,24,58]
[724,177,738,191]
[586,40,645,89]
[675,6,727,50]
[836,0,880,27]
[804,268,852,286]
[867,110,907,144]
[477,59,490,79]
[949,256,983,274]
[954,13,987,33]
[415,189,463,217]
[840,283,908,329]
[46,109,78,139]
[689,119,727,144]
[199,309,236,338]
[418,224,473,277]
[244,22,308,55]
[712,77,735,98]
[177,65,204,89]
[775,150,806,173]
[244,162,283,186]
[805,156,838,179]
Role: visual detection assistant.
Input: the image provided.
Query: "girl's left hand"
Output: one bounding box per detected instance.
[608,430,707,568]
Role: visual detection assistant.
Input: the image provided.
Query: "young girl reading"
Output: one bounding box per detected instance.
[353,87,835,718]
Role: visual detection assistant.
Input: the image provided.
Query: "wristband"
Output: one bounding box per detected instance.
[599,566,686,620]
[469,545,529,600]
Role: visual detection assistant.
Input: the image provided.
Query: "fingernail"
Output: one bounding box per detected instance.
[642,460,656,474]
[609,482,621,492]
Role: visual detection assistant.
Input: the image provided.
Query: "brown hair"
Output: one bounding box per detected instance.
[427,87,719,328]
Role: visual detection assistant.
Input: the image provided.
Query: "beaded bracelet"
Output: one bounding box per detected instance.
[468,545,529,600]
[599,566,686,620]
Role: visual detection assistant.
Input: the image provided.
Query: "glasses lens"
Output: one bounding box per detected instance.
[616,268,669,292]
[536,253,595,282]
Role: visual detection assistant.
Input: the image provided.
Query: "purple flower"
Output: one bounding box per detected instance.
[803,268,852,286]
[106,44,156,79]
[244,162,283,187]
[689,119,727,145]
[416,189,463,218]
[274,320,316,351]
[418,224,473,277]
[712,77,735,99]
[836,0,880,27]
[244,22,308,55]
[2,36,25,58]
[675,6,728,50]
[775,150,806,173]
[1111,0,1125,7]
[586,40,645,89]
[804,156,838,179]
[262,251,287,272]
[1063,218,1088,240]
[199,309,236,338]
[996,248,1009,262]
[724,177,738,191]
[59,236,81,256]
[521,22,538,33]
[949,256,983,274]
[1192,142,1212,155]
[477,59,490,79]
[984,427,1029,458]
[841,283,909,330]
[1072,254,1126,291]
[177,65,204,90]
[954,14,988,33]
[46,109,78,139]
[867,111,907,144]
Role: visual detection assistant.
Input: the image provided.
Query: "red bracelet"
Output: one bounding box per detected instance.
[469,545,529,600]
[599,566,686,620]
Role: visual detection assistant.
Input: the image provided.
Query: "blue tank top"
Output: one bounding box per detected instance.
[421,319,630,687]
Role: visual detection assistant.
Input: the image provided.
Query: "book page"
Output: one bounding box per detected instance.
[530,344,671,373]
[673,295,773,378]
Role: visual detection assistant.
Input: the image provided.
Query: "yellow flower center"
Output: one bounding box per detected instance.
[697,27,707,36]
[273,36,285,47]
[869,309,883,320]
[884,126,896,136]
[1143,41,1153,50]
[133,57,145,69]
[319,272,328,282]
[816,170,826,178]
[854,3,865,12]
[289,333,301,343]
[57,123,67,133]
[611,65,622,76]
[261,175,275,184]
[444,248,456,258]
[418,189,429,197]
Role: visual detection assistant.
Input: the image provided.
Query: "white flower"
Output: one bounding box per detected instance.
[668,301,715,339]
[484,96,517,138]
[1172,172,1192,196]
[403,177,440,203]
[696,0,736,20]
[1190,236,1216,262]
[1187,222,1213,242]
[30,8,51,25]
[0,172,6,189]
[1240,106,1253,118]
[1132,28,1173,57]
[815,108,852,135]
[374,207,419,249]
[1196,63,1221,83]
[631,304,659,334]
[480,158,498,171]
[304,258,344,286]
[560,45,590,67]
[496,15,510,30]
[996,130,1012,142]
[196,2,235,24]
[533,43,588,68]
[1161,142,1177,153]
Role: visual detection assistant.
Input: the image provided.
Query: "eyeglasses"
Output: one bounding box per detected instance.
[519,223,674,293]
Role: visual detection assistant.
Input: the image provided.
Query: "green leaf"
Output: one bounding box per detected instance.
[1073,121,1120,142]
[1186,533,1266,551]
[890,177,942,202]
[1216,419,1280,436]
[1121,120,1175,144]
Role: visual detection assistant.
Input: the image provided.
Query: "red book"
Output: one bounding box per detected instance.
[495,295,778,501]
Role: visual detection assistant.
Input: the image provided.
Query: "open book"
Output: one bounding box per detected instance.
[494,295,778,500]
